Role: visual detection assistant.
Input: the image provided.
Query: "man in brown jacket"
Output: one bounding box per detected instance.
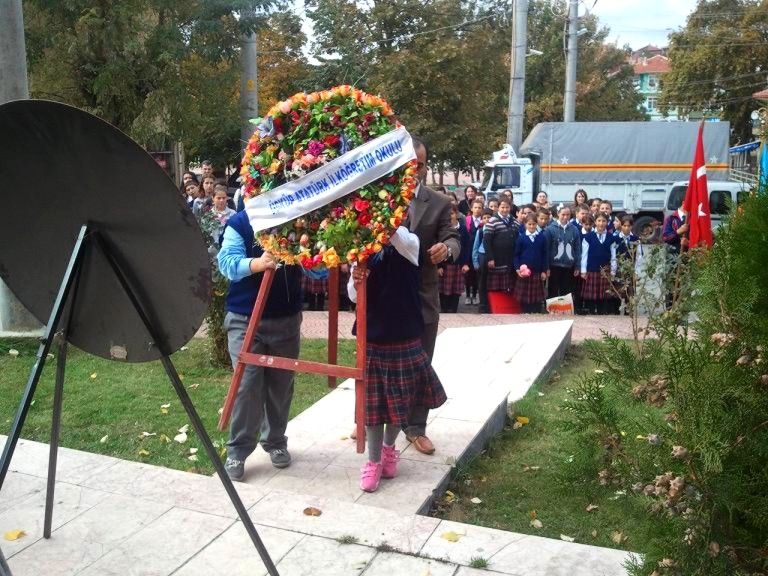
[403,137,461,454]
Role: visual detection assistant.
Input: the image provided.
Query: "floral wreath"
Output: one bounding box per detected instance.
[240,86,418,270]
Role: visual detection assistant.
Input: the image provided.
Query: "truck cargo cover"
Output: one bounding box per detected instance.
[519,122,730,184]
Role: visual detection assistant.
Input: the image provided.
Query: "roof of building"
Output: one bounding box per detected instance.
[633,55,671,75]
[753,88,768,100]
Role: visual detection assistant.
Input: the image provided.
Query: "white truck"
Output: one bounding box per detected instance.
[480,122,736,239]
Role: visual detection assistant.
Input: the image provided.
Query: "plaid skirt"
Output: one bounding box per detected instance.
[364,338,447,427]
[486,267,512,292]
[513,274,545,305]
[301,274,328,295]
[582,267,615,301]
[439,264,464,295]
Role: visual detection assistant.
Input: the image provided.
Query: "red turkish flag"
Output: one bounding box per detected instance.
[682,122,713,248]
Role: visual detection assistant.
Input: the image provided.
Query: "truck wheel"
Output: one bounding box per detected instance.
[633,215,660,243]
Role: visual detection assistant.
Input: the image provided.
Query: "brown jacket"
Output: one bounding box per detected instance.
[406,185,461,324]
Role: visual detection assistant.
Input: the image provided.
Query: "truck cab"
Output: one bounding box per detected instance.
[479,145,534,206]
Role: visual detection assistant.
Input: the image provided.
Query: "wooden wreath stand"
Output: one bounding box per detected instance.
[217,265,368,453]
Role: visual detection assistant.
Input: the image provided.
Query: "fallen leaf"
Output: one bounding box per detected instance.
[8,349,19,357]
[440,530,463,542]
[46,353,55,360]
[160,408,169,415]
[515,416,530,425]
[512,421,523,430]
[340,435,349,441]
[189,447,198,455]
[3,529,25,541]
[538,392,545,396]
[217,407,224,415]
[174,432,188,444]
[159,434,171,443]
[591,530,598,538]
[419,568,432,576]
[99,435,109,444]
[138,449,150,457]
[480,476,487,482]
[470,497,482,504]
[187,454,199,462]
[180,346,189,351]
[530,519,543,529]
[528,510,537,520]
[523,465,541,472]
[160,403,171,409]
[90,373,98,380]
[178,424,189,434]
[303,507,322,517]
[594,369,605,374]
[611,531,626,544]
[586,504,599,513]
[140,432,156,438]
[188,383,200,390]
[560,534,575,542]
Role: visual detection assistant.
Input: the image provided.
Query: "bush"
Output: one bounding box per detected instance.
[562,194,768,576]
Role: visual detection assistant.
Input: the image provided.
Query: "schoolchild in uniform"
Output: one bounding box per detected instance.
[599,200,615,234]
[438,207,471,313]
[514,216,549,313]
[535,208,551,231]
[472,208,494,313]
[463,199,484,305]
[546,204,581,299]
[483,198,518,298]
[348,227,447,492]
[614,215,642,315]
[580,212,618,315]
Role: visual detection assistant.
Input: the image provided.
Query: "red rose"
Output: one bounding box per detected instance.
[273,117,283,133]
[357,212,372,226]
[353,198,370,212]
[323,134,340,147]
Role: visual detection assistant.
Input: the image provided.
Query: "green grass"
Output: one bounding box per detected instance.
[0,337,355,475]
[436,344,671,554]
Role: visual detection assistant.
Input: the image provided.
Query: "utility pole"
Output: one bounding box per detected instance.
[240,30,258,148]
[507,0,529,151]
[0,0,29,102]
[563,0,578,122]
[0,0,41,336]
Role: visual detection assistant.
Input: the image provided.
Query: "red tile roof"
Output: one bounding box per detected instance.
[753,88,768,100]
[633,55,671,75]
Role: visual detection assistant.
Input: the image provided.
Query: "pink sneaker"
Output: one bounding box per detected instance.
[381,445,400,479]
[360,461,383,492]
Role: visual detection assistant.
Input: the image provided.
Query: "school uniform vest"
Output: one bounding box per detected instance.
[354,246,423,343]
[224,211,303,318]
[583,231,617,272]
[514,232,549,273]
[616,233,639,260]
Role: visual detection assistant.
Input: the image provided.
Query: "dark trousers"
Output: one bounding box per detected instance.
[548,266,575,299]
[307,293,325,311]
[439,293,460,313]
[477,258,489,313]
[464,268,478,298]
[405,320,438,437]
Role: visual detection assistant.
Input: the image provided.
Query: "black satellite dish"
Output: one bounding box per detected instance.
[0,101,279,575]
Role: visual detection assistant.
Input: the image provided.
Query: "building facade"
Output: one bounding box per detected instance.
[629,45,680,121]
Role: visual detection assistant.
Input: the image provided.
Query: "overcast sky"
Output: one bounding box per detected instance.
[588,0,699,49]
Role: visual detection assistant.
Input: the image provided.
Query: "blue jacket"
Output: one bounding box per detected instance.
[514,231,549,273]
[219,211,303,317]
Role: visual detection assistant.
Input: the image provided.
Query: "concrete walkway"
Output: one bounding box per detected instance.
[1,318,638,575]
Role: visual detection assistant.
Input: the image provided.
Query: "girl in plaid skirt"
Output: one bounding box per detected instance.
[348,227,447,492]
[580,213,618,315]
[439,207,471,313]
[301,273,327,310]
[513,216,549,313]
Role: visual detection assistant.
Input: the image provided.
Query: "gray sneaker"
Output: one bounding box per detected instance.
[224,457,245,481]
[268,448,292,469]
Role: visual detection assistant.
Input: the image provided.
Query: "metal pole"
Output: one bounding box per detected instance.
[0,0,29,102]
[564,0,578,122]
[507,0,528,151]
[240,31,258,148]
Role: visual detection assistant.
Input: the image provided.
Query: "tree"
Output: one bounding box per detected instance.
[22,0,307,167]
[660,0,768,143]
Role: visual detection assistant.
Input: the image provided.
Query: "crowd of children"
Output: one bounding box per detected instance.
[445,186,644,316]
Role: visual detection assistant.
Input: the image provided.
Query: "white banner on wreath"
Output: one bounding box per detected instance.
[245,126,416,233]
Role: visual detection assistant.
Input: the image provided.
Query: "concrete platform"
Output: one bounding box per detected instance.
[0,319,637,575]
